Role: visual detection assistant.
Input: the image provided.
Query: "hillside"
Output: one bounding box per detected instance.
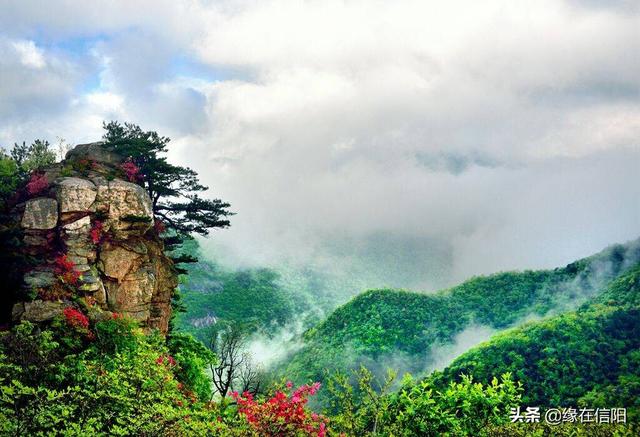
[400,263,640,424]
[279,238,640,386]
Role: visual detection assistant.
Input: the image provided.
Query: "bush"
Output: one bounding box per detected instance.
[0,321,245,436]
[168,333,217,402]
[93,313,139,355]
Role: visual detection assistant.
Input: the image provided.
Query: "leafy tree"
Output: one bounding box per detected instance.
[326,366,397,435]
[383,373,522,436]
[102,121,233,261]
[0,154,19,210]
[168,333,217,401]
[10,139,56,176]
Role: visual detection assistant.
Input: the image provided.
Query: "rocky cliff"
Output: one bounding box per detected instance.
[8,142,177,333]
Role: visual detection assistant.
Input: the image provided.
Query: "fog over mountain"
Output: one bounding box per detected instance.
[1,0,639,291]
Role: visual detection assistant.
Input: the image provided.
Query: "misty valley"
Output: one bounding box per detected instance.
[1,132,638,435]
[174,233,640,434]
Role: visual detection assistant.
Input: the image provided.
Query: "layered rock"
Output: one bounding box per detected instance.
[10,142,177,333]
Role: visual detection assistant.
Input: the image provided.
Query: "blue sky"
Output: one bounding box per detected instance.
[1,0,639,289]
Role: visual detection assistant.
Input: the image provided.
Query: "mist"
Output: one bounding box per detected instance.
[426,325,497,373]
[245,319,306,371]
[2,1,638,299]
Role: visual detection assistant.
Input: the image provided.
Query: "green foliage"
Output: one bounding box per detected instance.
[385,373,521,437]
[92,315,140,355]
[326,366,397,435]
[326,370,522,436]
[0,320,248,436]
[168,333,217,401]
[173,240,309,342]
[0,155,19,209]
[0,321,61,387]
[1,139,56,211]
[10,139,56,175]
[426,266,640,421]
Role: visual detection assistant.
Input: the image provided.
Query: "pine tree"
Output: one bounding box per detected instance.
[102,121,232,266]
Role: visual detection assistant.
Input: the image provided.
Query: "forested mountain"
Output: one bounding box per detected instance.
[377,262,640,434]
[278,239,640,390]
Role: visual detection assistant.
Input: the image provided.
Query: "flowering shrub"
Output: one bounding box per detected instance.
[232,382,327,437]
[54,254,81,286]
[90,220,104,244]
[121,158,142,182]
[26,172,49,196]
[63,307,90,330]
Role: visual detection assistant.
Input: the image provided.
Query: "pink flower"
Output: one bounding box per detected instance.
[121,158,142,182]
[233,381,326,436]
[26,172,49,196]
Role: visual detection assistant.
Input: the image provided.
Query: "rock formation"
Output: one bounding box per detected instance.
[9,142,177,333]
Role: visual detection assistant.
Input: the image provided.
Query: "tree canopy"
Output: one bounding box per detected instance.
[102,121,233,260]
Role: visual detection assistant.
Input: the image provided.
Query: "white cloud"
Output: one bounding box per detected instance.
[11,40,45,69]
[1,1,639,291]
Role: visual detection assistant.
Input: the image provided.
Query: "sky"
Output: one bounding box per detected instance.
[1,0,639,291]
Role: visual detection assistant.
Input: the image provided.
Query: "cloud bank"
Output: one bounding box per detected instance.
[1,0,639,291]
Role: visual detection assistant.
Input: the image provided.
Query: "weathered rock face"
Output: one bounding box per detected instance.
[57,177,97,213]
[11,142,177,333]
[22,198,58,229]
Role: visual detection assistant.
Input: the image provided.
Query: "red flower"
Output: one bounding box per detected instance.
[63,307,89,330]
[156,354,177,367]
[233,382,327,436]
[54,254,81,285]
[154,219,166,234]
[26,172,49,196]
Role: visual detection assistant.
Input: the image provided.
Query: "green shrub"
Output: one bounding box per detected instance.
[93,314,139,355]
[168,333,217,401]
